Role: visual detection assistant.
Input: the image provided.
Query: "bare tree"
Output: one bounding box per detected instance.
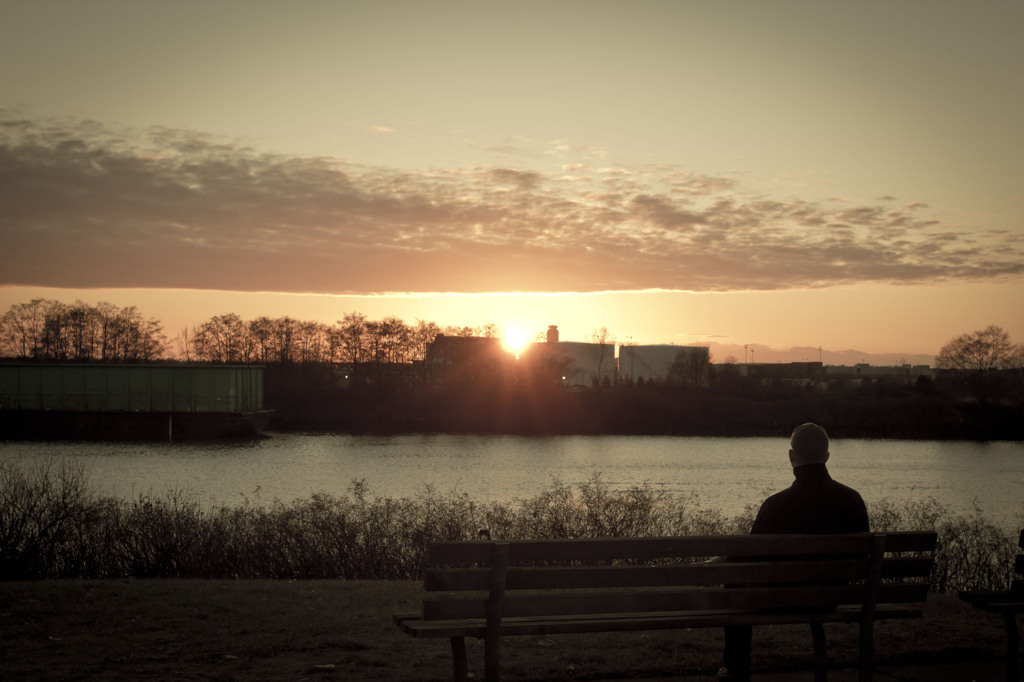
[248,317,275,364]
[0,298,49,358]
[66,301,99,360]
[295,320,330,364]
[937,325,1023,404]
[94,302,120,360]
[337,312,367,365]
[667,347,711,387]
[272,317,297,363]
[478,323,500,338]
[375,316,412,364]
[193,313,246,363]
[132,315,167,360]
[410,319,441,362]
[586,326,616,387]
[41,300,72,360]
[1,299,164,362]
[173,326,195,361]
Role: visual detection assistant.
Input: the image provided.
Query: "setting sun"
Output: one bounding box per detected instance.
[502,326,529,356]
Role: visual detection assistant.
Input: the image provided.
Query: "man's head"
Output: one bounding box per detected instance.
[789,423,830,467]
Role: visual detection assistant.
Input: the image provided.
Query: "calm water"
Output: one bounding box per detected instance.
[2,433,1022,526]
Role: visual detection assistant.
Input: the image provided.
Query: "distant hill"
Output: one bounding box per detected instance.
[708,343,935,367]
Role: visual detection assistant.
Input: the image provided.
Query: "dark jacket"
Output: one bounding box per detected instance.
[750,463,869,535]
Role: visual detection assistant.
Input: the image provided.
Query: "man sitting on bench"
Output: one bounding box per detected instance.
[719,423,870,682]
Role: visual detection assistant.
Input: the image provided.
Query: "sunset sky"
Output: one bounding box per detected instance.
[2,0,1022,361]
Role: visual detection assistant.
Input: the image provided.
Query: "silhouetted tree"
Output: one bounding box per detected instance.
[336,312,367,364]
[273,317,298,363]
[295,320,330,364]
[0,298,48,358]
[936,325,1023,404]
[0,299,164,361]
[586,326,616,387]
[410,319,442,362]
[667,347,711,387]
[194,313,246,363]
[520,343,573,388]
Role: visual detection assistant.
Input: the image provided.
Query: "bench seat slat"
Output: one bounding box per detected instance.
[959,591,1024,613]
[424,582,930,621]
[425,584,882,620]
[426,560,871,592]
[877,531,938,553]
[880,557,934,580]
[400,604,925,639]
[428,532,937,566]
[962,600,1024,614]
[424,557,934,592]
[428,534,880,565]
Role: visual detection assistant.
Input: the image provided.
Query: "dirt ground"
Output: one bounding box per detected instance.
[0,580,1017,681]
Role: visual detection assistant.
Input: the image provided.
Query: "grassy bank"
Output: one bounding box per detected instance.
[2,458,1020,589]
[0,580,1012,681]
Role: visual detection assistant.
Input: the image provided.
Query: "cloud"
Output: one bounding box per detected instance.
[2,113,1022,295]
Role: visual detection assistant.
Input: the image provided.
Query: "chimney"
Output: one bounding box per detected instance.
[547,325,559,344]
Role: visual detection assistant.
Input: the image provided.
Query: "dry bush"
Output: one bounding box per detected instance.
[0,458,92,579]
[1,460,1019,589]
[868,495,1019,592]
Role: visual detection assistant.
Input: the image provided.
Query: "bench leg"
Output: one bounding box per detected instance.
[858,618,874,682]
[1003,613,1019,682]
[810,622,827,682]
[485,633,501,682]
[450,637,468,682]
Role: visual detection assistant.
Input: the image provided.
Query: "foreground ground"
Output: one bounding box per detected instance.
[0,580,1016,681]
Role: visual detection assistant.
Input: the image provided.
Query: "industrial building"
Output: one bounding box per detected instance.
[0,363,271,440]
[618,344,711,386]
[519,326,616,387]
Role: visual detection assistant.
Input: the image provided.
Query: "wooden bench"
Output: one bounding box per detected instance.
[394,531,937,682]
[959,529,1024,682]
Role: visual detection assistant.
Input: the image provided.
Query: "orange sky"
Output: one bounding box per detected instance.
[1,1,1022,360]
[2,282,1019,362]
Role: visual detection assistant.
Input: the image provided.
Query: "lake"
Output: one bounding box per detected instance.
[2,433,1022,527]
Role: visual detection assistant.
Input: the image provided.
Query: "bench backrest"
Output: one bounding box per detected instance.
[421,532,937,623]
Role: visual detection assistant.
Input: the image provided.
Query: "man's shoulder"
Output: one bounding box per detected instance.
[750,487,795,532]
[760,485,796,506]
[827,478,866,500]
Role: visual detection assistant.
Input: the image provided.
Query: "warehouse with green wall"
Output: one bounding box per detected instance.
[0,364,264,413]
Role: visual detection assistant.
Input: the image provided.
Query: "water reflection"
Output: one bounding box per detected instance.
[2,434,1022,525]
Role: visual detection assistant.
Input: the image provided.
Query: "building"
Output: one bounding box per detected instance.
[520,326,616,387]
[727,362,935,388]
[746,361,825,386]
[0,363,271,440]
[824,364,935,384]
[619,345,711,386]
[424,334,513,384]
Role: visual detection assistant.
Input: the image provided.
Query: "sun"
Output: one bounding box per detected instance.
[502,326,529,356]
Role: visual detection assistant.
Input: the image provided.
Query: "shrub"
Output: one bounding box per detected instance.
[0,461,1019,589]
[0,458,93,579]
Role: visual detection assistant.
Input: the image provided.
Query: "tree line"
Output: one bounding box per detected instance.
[2,299,1022,439]
[0,298,500,365]
[178,312,501,366]
[0,299,165,362]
